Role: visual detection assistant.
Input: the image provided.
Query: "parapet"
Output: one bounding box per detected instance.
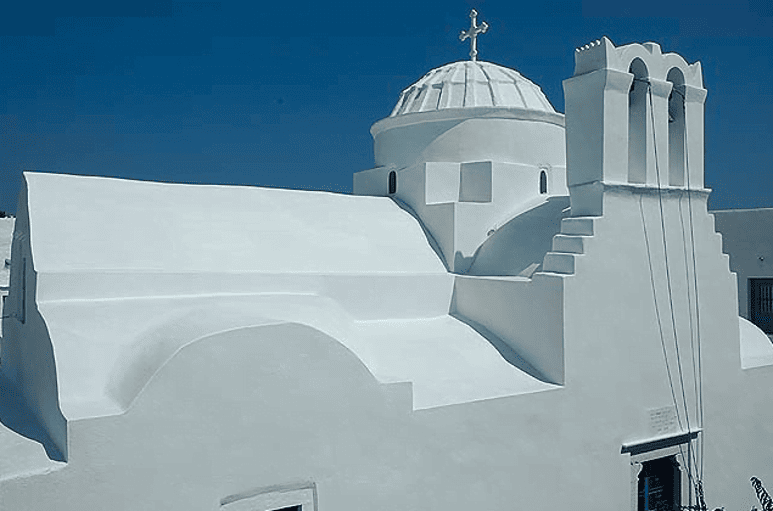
[572,36,704,89]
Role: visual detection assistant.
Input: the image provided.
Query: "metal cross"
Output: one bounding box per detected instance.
[459,9,488,62]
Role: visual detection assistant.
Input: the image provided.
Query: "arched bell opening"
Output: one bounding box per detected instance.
[628,58,649,184]
[667,67,686,187]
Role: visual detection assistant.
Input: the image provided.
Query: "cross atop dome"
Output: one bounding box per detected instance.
[459,9,488,62]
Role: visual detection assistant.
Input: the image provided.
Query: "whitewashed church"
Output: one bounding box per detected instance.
[2,13,773,511]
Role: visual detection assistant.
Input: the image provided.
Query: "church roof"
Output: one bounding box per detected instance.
[21,172,446,277]
[5,172,555,424]
[390,60,557,117]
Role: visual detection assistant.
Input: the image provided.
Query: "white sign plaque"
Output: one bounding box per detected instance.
[648,406,678,436]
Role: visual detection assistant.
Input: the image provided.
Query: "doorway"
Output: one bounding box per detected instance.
[637,456,681,511]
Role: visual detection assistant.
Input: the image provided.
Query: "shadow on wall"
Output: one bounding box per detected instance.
[0,371,65,461]
[449,311,553,383]
[466,196,571,276]
[453,252,475,274]
[389,196,451,272]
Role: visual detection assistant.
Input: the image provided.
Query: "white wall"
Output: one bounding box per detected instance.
[561,188,773,510]
[0,182,769,510]
[372,111,564,171]
[21,172,445,275]
[558,37,773,510]
[1,181,68,461]
[0,217,14,341]
[6,184,767,510]
[452,273,565,383]
[356,107,568,273]
[1,172,454,466]
[3,40,773,511]
[712,208,773,320]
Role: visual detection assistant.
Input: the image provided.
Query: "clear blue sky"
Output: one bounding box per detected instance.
[1,0,771,215]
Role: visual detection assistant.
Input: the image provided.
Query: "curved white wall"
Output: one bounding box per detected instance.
[373,111,565,171]
[358,109,568,273]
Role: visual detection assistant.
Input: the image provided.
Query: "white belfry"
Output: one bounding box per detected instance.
[459,9,488,62]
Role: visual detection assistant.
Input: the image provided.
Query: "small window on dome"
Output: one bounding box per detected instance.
[389,171,397,194]
[539,170,548,194]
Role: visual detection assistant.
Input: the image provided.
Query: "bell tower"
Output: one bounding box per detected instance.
[562,37,707,216]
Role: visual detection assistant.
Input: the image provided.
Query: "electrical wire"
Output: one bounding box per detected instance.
[642,80,706,507]
[673,84,706,487]
[681,89,706,483]
[647,83,693,442]
[671,87,706,508]
[639,193,682,427]
[639,189,698,509]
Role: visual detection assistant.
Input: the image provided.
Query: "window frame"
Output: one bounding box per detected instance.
[623,430,700,511]
[220,481,317,511]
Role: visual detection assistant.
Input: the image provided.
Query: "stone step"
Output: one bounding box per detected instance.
[542,252,577,275]
[561,217,595,236]
[552,234,587,254]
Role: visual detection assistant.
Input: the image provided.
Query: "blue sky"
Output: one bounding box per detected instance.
[0,0,771,214]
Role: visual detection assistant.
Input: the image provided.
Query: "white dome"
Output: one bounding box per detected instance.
[390,60,557,117]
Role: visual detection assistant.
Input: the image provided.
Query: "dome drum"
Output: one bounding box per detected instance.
[373,114,565,172]
[371,60,565,172]
[356,57,567,273]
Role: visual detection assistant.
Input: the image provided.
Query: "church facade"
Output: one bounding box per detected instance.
[1,35,772,511]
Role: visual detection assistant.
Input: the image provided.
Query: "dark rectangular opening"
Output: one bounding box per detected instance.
[638,456,681,511]
[388,170,397,194]
[272,506,301,511]
[750,278,773,334]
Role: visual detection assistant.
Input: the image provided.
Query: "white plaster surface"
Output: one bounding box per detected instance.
[711,208,773,319]
[390,60,557,117]
[739,315,773,369]
[0,217,13,341]
[346,316,557,407]
[0,218,63,476]
[23,172,445,275]
[0,370,64,480]
[557,37,773,511]
[0,171,556,463]
[467,195,570,276]
[357,58,567,273]
[31,295,554,420]
[0,218,11,283]
[2,38,773,511]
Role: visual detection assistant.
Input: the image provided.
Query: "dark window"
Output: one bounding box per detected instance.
[750,278,773,334]
[388,171,397,194]
[272,507,301,511]
[638,456,681,511]
[539,170,548,194]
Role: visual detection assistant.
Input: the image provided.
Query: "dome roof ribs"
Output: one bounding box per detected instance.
[476,63,499,107]
[389,60,556,117]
